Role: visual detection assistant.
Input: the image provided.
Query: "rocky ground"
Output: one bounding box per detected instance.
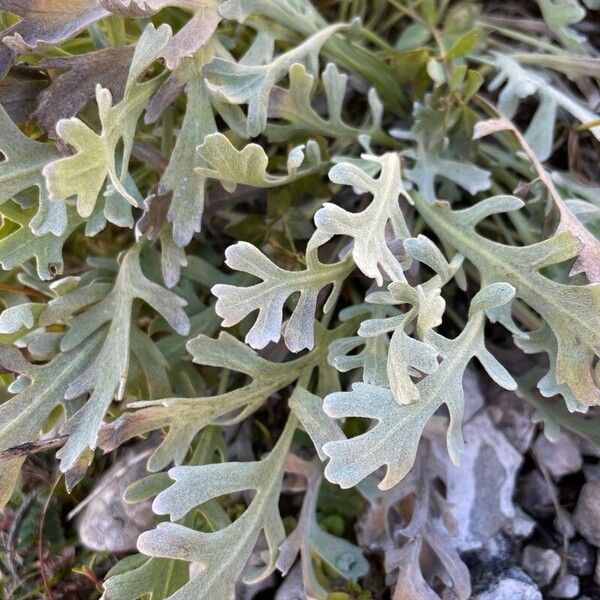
[10,365,594,599]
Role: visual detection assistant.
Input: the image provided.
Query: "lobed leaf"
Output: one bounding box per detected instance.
[43,24,171,218]
[39,243,189,473]
[203,23,350,136]
[414,193,600,407]
[0,0,109,76]
[196,132,321,193]
[312,153,411,285]
[322,283,517,489]
[136,415,297,600]
[212,242,352,351]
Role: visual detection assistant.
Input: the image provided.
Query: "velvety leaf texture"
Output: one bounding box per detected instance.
[1,2,599,598]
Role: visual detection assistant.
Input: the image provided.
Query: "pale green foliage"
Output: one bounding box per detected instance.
[0,332,101,501]
[100,322,347,471]
[361,234,463,403]
[266,62,385,144]
[485,52,600,154]
[38,243,189,472]
[203,23,350,136]
[536,0,586,50]
[212,242,352,351]
[313,153,411,284]
[158,57,217,247]
[396,104,492,200]
[1,2,600,598]
[136,415,296,600]
[43,24,172,218]
[0,105,65,236]
[102,427,225,600]
[289,387,344,460]
[322,283,517,490]
[276,457,369,599]
[0,202,79,279]
[414,194,600,408]
[197,133,321,192]
[474,116,600,284]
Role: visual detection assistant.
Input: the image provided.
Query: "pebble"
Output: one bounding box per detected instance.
[503,509,536,540]
[566,540,595,576]
[521,545,561,586]
[488,391,535,453]
[474,568,541,600]
[582,463,600,483]
[533,433,582,480]
[573,482,600,547]
[555,508,576,540]
[77,451,155,552]
[549,574,579,599]
[517,470,554,517]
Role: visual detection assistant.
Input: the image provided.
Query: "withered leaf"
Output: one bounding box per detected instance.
[33,46,134,137]
[0,66,48,123]
[0,0,109,76]
[101,0,221,69]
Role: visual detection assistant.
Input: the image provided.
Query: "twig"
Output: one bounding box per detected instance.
[38,476,61,600]
[0,437,68,462]
[0,283,47,300]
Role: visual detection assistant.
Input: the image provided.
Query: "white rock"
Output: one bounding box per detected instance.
[433,407,523,552]
[503,508,536,540]
[77,451,154,552]
[549,574,579,599]
[475,575,542,600]
[533,433,582,480]
[521,545,561,586]
[573,482,600,547]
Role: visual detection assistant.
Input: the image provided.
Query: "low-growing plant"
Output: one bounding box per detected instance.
[1,0,600,598]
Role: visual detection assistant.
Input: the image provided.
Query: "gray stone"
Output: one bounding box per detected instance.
[77,451,155,552]
[582,463,600,482]
[573,482,600,547]
[533,433,582,480]
[488,391,535,453]
[517,470,554,517]
[595,550,600,585]
[521,545,561,586]
[555,508,576,540]
[475,571,542,600]
[566,540,594,576]
[503,509,536,540]
[549,574,579,599]
[434,410,523,552]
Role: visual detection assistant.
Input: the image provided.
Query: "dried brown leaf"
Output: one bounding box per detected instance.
[474,116,600,283]
[33,46,134,137]
[0,67,48,123]
[0,0,109,76]
[101,0,221,69]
